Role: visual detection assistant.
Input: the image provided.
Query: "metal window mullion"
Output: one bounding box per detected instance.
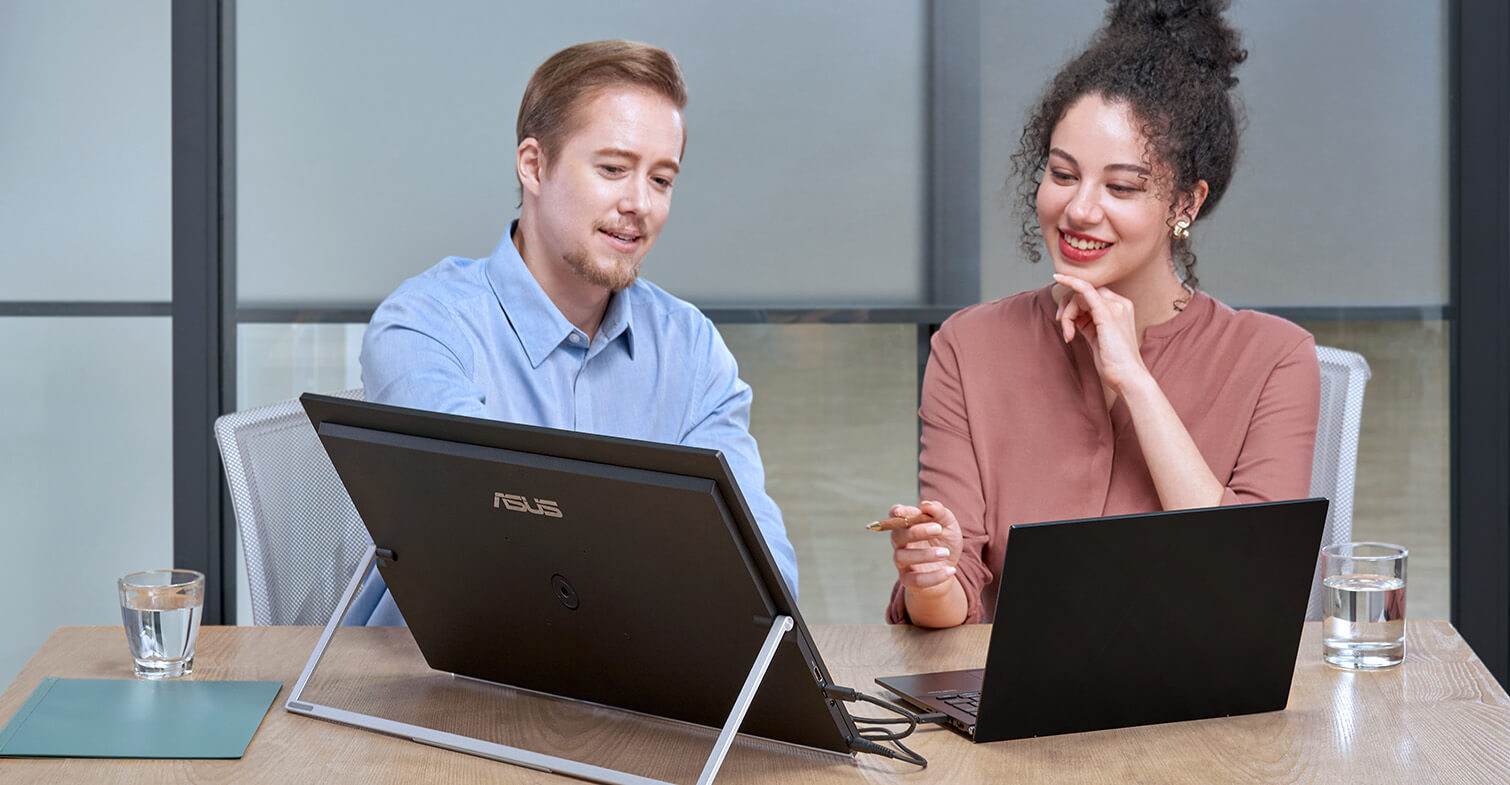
[171,0,235,625]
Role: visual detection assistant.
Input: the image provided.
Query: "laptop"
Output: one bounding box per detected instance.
[876,499,1329,742]
[291,394,859,781]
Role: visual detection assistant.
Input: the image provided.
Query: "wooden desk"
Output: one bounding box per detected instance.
[2,622,1507,784]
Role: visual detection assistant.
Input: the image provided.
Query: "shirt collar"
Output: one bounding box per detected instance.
[1034,283,1210,344]
[485,220,636,367]
[1142,288,1211,342]
[598,285,636,359]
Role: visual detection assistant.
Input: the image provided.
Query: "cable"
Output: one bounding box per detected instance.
[823,684,946,768]
[849,735,927,767]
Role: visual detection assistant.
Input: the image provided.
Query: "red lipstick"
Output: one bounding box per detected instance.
[1057,229,1113,263]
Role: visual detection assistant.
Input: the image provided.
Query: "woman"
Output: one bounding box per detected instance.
[880,0,1320,628]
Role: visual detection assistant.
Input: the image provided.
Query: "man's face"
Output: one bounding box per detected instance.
[529,87,684,292]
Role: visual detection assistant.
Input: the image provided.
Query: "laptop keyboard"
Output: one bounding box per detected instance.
[937,690,980,718]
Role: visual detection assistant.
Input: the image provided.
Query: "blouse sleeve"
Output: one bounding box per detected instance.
[1219,334,1322,505]
[886,322,994,624]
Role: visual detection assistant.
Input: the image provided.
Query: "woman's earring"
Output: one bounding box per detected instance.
[1172,219,1192,240]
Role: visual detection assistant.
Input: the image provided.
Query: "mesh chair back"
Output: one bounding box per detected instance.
[1306,346,1371,620]
[215,388,369,625]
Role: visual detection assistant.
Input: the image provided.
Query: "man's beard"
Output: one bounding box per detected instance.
[564,247,641,292]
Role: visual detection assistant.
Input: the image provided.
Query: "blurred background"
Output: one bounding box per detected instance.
[3,0,1496,689]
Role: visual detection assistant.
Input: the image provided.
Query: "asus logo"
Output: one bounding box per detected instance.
[493,493,563,518]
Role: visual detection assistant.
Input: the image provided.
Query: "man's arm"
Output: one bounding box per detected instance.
[679,320,800,599]
[350,290,486,627]
[360,291,489,417]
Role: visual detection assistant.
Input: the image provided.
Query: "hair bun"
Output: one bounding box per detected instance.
[1106,0,1247,87]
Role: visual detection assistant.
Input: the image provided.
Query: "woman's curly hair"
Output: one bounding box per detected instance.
[1009,0,1248,289]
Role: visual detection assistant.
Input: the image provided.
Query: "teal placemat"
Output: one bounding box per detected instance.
[0,677,283,758]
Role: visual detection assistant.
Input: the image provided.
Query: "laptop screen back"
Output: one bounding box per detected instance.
[973,499,1327,742]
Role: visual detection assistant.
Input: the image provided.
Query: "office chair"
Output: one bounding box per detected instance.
[1306,346,1372,620]
[215,388,369,625]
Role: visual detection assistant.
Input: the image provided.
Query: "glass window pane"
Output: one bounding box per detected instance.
[236,324,365,410]
[0,318,173,685]
[234,322,919,625]
[979,0,1447,307]
[721,324,918,624]
[1303,320,1450,620]
[237,0,926,306]
[0,0,171,301]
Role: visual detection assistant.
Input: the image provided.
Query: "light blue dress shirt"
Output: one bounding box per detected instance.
[348,223,798,625]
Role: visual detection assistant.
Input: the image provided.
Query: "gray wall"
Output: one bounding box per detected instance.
[0,0,174,688]
[980,0,1448,306]
[243,0,1448,310]
[236,0,928,306]
[0,0,172,300]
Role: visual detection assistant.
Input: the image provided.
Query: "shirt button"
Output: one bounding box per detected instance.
[568,333,583,345]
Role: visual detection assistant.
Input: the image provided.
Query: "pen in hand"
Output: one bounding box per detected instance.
[865,516,911,532]
[865,505,943,533]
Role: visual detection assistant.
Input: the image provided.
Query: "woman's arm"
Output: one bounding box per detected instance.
[1119,375,1227,509]
[1054,274,1320,508]
[884,321,994,628]
[1052,273,1225,509]
[1215,335,1321,503]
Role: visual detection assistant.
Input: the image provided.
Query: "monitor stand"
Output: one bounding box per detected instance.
[285,545,793,785]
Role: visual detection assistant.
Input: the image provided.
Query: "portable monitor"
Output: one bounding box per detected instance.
[287,394,859,785]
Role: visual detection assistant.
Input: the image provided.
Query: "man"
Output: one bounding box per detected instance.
[352,40,798,625]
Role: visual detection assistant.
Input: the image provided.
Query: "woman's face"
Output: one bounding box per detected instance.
[1036,94,1193,291]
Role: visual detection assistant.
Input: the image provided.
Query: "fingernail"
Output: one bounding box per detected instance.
[865,521,884,531]
[946,566,957,576]
[933,548,949,559]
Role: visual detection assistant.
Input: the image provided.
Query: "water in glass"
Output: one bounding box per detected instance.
[1322,573,1406,669]
[120,574,203,678]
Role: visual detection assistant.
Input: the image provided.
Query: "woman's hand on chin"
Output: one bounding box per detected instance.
[1053,273,1152,394]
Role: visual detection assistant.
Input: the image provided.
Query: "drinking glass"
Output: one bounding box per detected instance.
[118,569,205,678]
[1321,543,1407,669]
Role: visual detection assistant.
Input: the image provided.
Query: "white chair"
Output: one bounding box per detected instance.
[215,388,370,625]
[1306,346,1372,620]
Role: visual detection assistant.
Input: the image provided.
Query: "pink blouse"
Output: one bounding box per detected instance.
[886,285,1321,624]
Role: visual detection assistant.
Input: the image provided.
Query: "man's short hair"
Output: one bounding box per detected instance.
[517,40,688,172]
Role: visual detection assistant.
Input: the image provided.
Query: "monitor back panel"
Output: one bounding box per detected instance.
[304,396,854,754]
[973,499,1327,742]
